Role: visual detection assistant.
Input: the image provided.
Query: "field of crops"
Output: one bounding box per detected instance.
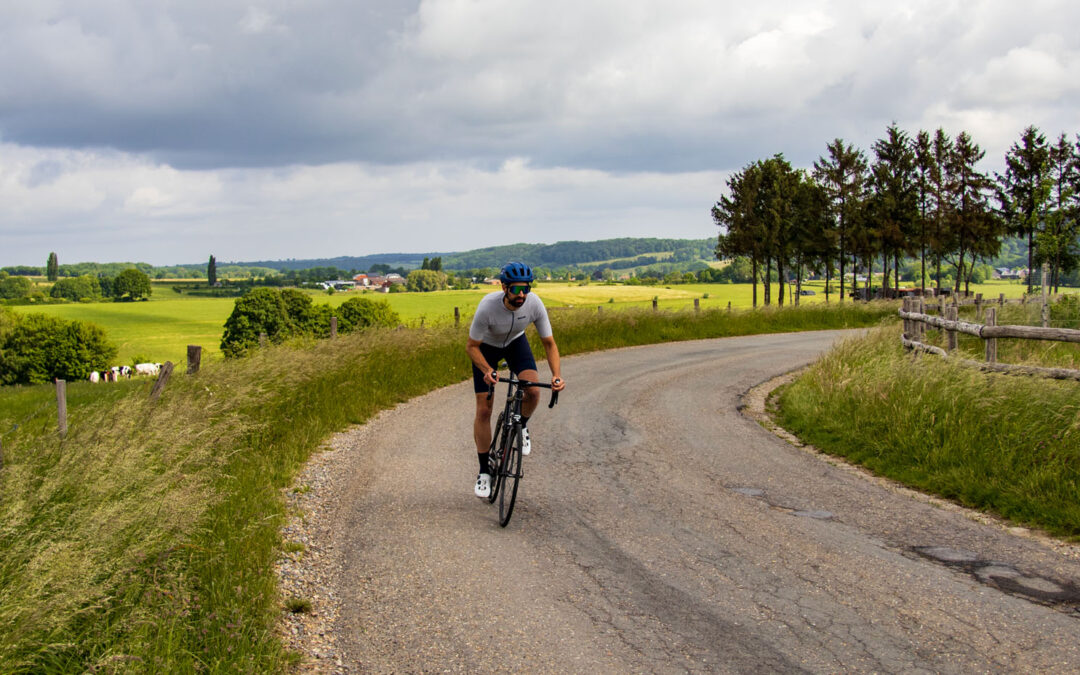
[11,278,1034,366]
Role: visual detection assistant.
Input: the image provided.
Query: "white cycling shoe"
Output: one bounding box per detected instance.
[474,472,491,498]
[521,427,531,456]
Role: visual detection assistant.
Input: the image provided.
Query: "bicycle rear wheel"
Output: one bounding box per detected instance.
[498,425,523,527]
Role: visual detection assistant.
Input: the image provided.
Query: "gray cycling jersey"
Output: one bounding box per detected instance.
[469,291,553,347]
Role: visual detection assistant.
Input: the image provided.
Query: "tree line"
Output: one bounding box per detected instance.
[713,125,1080,307]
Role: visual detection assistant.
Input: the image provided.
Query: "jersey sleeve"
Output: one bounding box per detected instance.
[468,311,487,342]
[532,296,553,338]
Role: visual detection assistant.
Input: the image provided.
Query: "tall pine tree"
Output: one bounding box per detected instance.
[996,125,1050,293]
[46,252,59,282]
[208,254,217,286]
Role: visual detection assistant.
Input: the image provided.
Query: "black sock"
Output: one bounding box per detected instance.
[478,452,489,473]
[520,416,530,428]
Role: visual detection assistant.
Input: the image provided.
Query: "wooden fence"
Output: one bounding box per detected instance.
[898,296,1080,381]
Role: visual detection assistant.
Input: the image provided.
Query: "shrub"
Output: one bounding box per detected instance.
[336,296,400,333]
[220,288,294,357]
[0,312,117,384]
[50,274,102,301]
[0,274,33,300]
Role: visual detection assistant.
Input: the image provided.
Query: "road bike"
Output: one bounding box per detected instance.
[485,371,559,527]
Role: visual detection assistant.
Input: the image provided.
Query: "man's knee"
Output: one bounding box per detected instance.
[475,396,493,420]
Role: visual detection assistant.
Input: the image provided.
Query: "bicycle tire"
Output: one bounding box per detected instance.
[498,424,523,527]
[487,412,504,504]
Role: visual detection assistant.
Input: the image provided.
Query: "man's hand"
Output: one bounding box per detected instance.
[484,369,500,386]
[551,376,565,392]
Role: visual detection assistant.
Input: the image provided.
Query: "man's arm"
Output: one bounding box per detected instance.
[539,336,565,391]
[466,338,498,385]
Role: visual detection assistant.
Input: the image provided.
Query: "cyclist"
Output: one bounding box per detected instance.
[467,261,565,498]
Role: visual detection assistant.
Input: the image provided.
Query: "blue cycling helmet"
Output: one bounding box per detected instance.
[499,261,534,283]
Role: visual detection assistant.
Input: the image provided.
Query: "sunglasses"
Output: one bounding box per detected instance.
[508,284,531,295]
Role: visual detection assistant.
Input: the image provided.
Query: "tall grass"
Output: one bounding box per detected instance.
[0,302,894,672]
[916,298,1080,370]
[776,326,1080,539]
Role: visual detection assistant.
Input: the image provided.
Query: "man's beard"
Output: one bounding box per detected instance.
[507,293,526,308]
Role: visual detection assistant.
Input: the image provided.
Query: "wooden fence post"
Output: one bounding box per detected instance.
[999,293,1005,307]
[330,316,337,338]
[56,379,67,438]
[454,307,460,327]
[1042,264,1049,327]
[946,306,958,352]
[652,298,658,311]
[187,345,202,375]
[975,293,983,321]
[150,362,175,401]
[727,301,731,312]
[259,332,267,348]
[902,297,910,339]
[694,298,700,312]
[985,307,997,364]
[917,297,926,341]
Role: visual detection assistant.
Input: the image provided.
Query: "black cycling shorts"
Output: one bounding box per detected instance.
[472,333,538,393]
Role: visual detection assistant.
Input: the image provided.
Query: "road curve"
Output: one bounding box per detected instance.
[312,330,1080,673]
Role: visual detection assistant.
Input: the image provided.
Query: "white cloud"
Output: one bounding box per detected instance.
[0,142,724,265]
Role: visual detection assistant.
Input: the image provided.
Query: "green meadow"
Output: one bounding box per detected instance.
[11,278,1035,366]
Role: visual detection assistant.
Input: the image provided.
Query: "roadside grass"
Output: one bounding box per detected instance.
[0,301,894,673]
[775,326,1080,540]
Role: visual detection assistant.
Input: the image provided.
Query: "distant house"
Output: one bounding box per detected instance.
[376,275,407,293]
[353,273,370,286]
[484,277,502,285]
[317,280,355,290]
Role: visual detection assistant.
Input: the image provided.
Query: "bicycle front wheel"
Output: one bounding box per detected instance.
[498,425,524,527]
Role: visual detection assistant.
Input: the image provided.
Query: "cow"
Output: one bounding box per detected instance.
[134,362,162,376]
[89,371,100,383]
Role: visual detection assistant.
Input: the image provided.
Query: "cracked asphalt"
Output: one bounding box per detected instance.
[322,330,1080,673]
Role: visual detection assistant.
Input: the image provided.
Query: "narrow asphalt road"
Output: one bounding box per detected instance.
[319,330,1080,673]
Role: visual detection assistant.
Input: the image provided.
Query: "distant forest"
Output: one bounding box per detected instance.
[3,238,717,278]
[1,235,1037,283]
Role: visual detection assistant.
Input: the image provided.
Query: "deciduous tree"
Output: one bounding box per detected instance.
[112,268,153,301]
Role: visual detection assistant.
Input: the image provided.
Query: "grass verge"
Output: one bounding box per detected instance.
[775,325,1080,540]
[0,301,894,672]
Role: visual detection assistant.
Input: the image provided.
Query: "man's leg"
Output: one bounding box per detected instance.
[473,392,494,497]
[474,392,493,454]
[517,368,541,418]
[516,368,540,456]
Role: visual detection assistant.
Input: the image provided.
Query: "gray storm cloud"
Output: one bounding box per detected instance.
[1,0,1079,264]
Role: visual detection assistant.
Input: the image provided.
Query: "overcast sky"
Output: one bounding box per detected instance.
[2,1,1079,267]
